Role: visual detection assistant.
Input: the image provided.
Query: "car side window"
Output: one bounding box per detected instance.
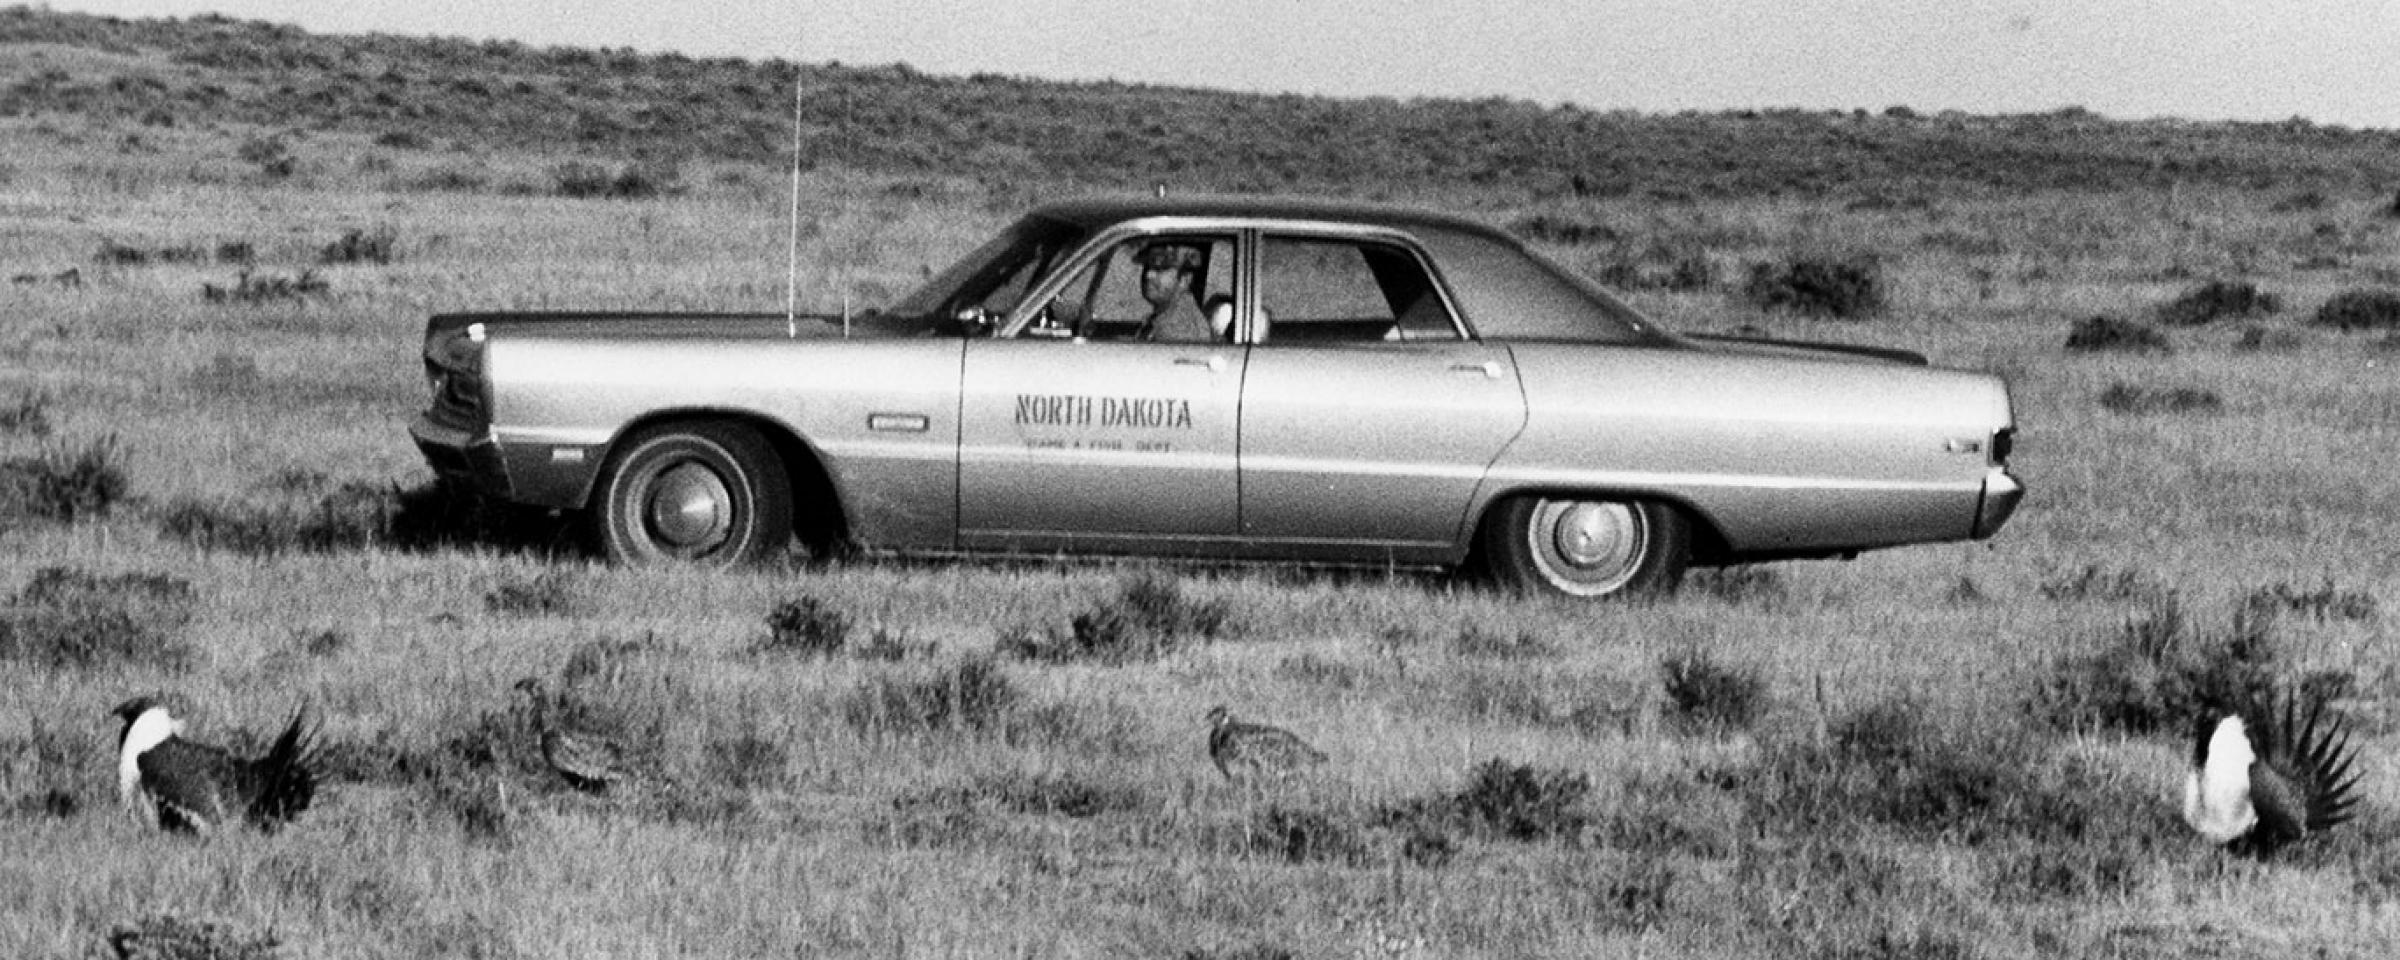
[1258,236,1460,344]
[1024,235,1234,342]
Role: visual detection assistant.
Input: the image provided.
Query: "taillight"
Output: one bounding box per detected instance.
[423,322,488,419]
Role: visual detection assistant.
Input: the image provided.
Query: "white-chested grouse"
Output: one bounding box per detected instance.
[2183,689,2361,857]
[112,696,319,834]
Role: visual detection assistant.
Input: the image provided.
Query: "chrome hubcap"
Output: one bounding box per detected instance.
[646,463,733,550]
[1530,499,1646,595]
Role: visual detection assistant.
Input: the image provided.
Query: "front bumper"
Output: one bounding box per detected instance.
[1972,468,2025,539]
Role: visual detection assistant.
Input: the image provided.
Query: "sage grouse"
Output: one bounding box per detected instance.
[2183,690,2362,857]
[512,678,630,791]
[112,696,319,834]
[1206,705,1326,782]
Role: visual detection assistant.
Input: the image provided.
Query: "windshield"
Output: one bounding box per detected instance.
[883,215,1091,324]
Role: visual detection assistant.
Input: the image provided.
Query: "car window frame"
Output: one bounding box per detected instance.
[997,217,1245,342]
[1251,227,1470,346]
[997,216,1481,346]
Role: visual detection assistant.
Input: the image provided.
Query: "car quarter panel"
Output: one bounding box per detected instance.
[483,332,965,549]
[1485,343,2013,554]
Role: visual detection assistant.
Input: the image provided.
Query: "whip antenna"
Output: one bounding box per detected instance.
[784,54,805,338]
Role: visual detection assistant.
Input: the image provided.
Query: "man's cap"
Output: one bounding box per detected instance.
[1135,242,1205,271]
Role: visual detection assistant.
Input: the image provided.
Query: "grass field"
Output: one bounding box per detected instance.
[7,11,2400,960]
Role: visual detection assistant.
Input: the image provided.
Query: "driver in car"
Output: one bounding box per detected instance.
[1135,242,1215,342]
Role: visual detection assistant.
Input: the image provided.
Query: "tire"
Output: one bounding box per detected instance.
[590,421,794,566]
[1479,495,1690,600]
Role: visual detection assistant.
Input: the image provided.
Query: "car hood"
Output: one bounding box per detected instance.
[1683,332,1930,366]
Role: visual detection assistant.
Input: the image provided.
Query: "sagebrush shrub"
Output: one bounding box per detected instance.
[2310,288,2400,332]
[1450,624,1554,659]
[1741,254,1885,318]
[107,916,281,960]
[2098,383,2221,415]
[2063,315,2171,353]
[1,717,90,818]
[0,435,127,523]
[1686,565,1785,604]
[0,389,52,437]
[483,570,580,617]
[1659,649,1767,732]
[751,595,850,656]
[2032,594,2295,735]
[237,134,295,178]
[843,656,1020,734]
[201,268,329,304]
[1116,570,1231,639]
[1451,757,1593,841]
[2035,563,2164,603]
[157,481,419,555]
[1249,804,1372,865]
[551,160,679,199]
[1510,213,1618,245]
[2232,325,2305,352]
[0,567,197,670]
[911,770,1145,819]
[2156,279,2279,326]
[702,734,788,790]
[1721,697,2170,851]
[318,226,398,265]
[2242,580,2378,622]
[999,571,1227,664]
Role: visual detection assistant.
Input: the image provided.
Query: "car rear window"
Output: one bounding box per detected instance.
[1415,226,1655,343]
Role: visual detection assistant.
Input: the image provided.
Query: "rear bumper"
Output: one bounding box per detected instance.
[410,414,512,499]
[1972,468,2025,539]
[410,415,606,509]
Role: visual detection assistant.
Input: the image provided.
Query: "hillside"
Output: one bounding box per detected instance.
[6,5,2400,199]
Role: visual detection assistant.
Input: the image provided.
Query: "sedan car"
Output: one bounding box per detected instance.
[410,195,2022,599]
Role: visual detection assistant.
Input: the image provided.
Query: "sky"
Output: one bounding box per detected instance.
[58,0,2400,130]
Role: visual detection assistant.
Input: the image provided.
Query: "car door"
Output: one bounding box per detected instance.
[957,233,1245,551]
[1236,232,1526,561]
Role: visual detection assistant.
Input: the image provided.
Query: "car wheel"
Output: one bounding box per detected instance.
[1481,495,1690,599]
[591,421,793,566]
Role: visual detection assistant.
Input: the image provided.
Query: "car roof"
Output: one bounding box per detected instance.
[1029,194,1515,240]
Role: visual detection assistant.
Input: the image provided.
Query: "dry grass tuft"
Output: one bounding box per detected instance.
[0,567,197,670]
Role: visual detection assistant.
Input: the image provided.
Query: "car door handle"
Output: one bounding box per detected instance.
[1173,356,1227,373]
[1450,361,1502,379]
